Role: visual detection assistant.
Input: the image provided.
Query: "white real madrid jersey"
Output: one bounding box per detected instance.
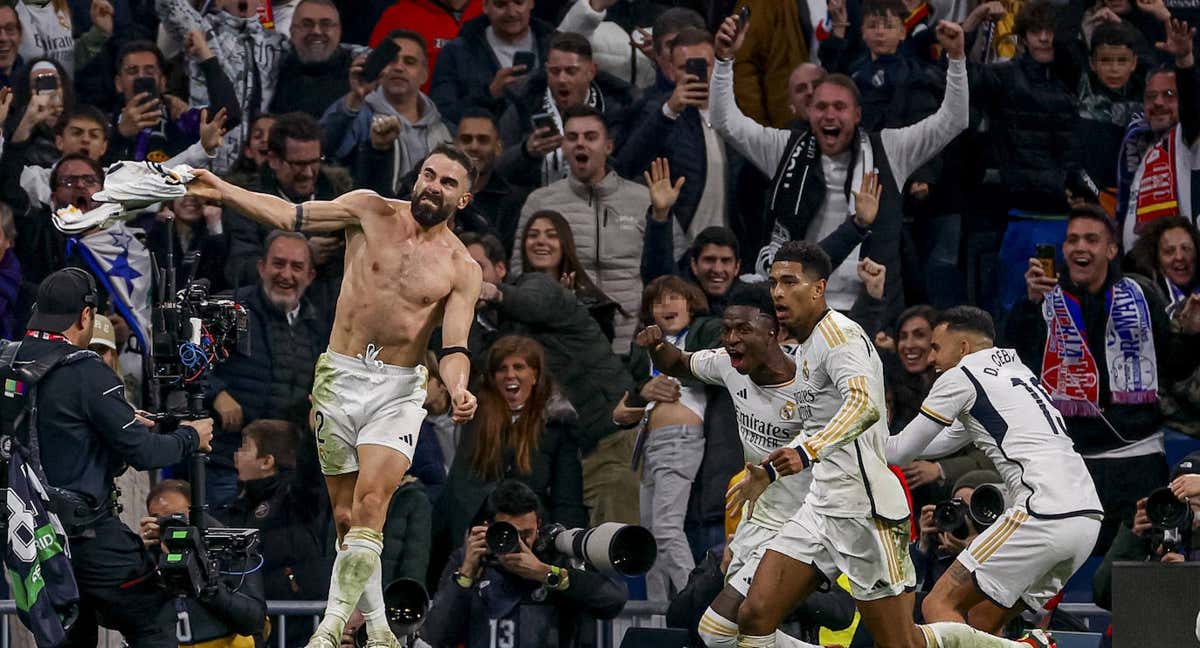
[690,348,813,530]
[786,310,908,521]
[889,348,1103,518]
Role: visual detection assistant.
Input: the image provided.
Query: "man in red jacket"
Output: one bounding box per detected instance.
[369,0,483,92]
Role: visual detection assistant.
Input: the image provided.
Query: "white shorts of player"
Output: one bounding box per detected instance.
[310,348,428,475]
[957,507,1100,610]
[766,504,915,601]
[726,518,778,597]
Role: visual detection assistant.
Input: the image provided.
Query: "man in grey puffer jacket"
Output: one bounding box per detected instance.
[510,105,687,353]
[156,0,289,173]
[321,29,451,195]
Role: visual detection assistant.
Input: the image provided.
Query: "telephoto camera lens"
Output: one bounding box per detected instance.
[383,578,430,638]
[968,484,1006,527]
[550,522,657,576]
[485,521,521,555]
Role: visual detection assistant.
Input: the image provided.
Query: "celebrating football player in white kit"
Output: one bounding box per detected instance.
[635,284,818,648]
[886,306,1103,635]
[738,241,1055,648]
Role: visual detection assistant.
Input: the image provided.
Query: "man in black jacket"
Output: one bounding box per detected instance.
[430,0,557,127]
[615,28,741,241]
[209,231,332,508]
[270,0,361,118]
[496,31,635,191]
[5,268,213,647]
[1006,206,1200,554]
[424,480,627,648]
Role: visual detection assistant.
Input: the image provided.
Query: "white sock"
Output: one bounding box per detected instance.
[772,630,820,648]
[314,527,383,640]
[922,622,1031,648]
[358,541,391,639]
[737,633,775,648]
[698,607,738,648]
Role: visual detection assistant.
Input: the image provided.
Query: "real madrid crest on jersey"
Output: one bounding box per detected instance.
[780,401,796,420]
[802,359,810,380]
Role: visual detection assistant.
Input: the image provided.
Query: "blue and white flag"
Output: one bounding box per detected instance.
[66,223,153,353]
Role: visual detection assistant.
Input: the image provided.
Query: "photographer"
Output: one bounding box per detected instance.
[140,480,267,646]
[0,268,214,646]
[1093,453,1200,611]
[424,480,627,648]
[911,470,1000,601]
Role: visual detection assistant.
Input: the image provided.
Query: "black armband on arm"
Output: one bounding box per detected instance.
[294,204,304,232]
[438,346,470,359]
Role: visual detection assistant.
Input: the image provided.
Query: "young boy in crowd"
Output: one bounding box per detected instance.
[1072,21,1145,213]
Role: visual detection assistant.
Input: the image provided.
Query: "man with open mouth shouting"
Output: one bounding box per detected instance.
[709,12,969,326]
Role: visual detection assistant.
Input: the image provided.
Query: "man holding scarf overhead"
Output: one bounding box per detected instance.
[709,11,968,325]
[1008,205,1200,556]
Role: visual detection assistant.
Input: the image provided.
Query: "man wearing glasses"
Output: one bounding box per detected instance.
[1120,18,1198,247]
[13,156,104,288]
[271,0,369,119]
[225,111,353,316]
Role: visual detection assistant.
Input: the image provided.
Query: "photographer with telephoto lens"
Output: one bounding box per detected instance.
[424,480,632,648]
[0,268,213,647]
[912,470,1004,601]
[1093,452,1200,611]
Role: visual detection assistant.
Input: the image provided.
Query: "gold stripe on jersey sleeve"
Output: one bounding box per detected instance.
[808,376,867,450]
[818,318,847,347]
[817,319,837,347]
[808,376,869,451]
[919,405,954,426]
[823,317,848,345]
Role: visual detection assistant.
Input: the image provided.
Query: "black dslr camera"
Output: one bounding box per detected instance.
[1145,487,1192,554]
[934,484,1006,540]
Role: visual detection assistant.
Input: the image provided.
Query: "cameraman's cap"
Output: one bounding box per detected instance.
[1173,451,1200,479]
[28,268,98,332]
[952,469,1004,495]
[89,314,116,351]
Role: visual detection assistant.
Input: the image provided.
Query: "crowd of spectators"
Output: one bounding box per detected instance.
[2,0,1200,644]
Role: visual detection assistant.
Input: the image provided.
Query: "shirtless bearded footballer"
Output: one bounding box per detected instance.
[188,144,482,648]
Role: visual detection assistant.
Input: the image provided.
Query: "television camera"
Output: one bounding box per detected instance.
[146,211,256,600]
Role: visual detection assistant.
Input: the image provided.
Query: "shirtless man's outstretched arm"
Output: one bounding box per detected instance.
[188,168,382,231]
[440,254,482,422]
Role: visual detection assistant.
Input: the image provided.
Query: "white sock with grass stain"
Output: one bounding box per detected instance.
[314,526,383,640]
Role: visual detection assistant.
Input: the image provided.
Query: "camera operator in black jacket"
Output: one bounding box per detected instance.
[0,268,214,647]
[140,480,267,645]
[424,480,627,648]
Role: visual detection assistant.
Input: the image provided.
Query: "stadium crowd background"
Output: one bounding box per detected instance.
[0,0,1198,645]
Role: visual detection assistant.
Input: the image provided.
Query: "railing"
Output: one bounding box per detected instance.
[0,599,1111,648]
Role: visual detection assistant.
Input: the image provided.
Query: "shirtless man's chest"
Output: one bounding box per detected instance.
[329,209,465,364]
